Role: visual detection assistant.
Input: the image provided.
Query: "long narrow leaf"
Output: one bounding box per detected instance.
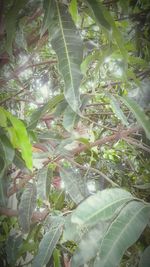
[32,222,62,267]
[94,201,150,267]
[121,96,150,140]
[71,188,134,226]
[18,183,37,233]
[47,0,83,113]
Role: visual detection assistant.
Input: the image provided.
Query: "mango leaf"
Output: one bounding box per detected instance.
[133,183,150,190]
[60,168,86,204]
[0,107,7,127]
[110,95,128,126]
[121,96,150,140]
[36,166,53,201]
[41,0,54,36]
[94,201,150,267]
[62,214,84,243]
[81,51,99,75]
[139,246,150,267]
[71,222,108,267]
[48,0,83,113]
[32,220,62,267]
[71,188,134,226]
[63,105,79,132]
[86,0,111,30]
[0,157,8,207]
[18,183,37,233]
[0,134,15,165]
[6,233,23,265]
[28,94,64,130]
[5,111,33,170]
[5,0,27,55]
[69,0,78,24]
[98,2,128,60]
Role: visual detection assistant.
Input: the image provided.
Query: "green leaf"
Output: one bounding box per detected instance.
[63,105,79,132]
[6,111,33,170]
[110,95,128,126]
[134,183,150,190]
[71,222,108,267]
[0,134,15,165]
[6,233,23,265]
[0,108,7,127]
[121,96,150,140]
[86,0,111,30]
[18,183,37,233]
[32,222,62,267]
[139,246,150,267]
[48,0,83,113]
[94,201,150,267]
[53,248,61,267]
[81,51,99,75]
[0,158,8,207]
[62,214,83,243]
[69,0,78,24]
[60,168,86,204]
[5,0,27,55]
[37,166,52,201]
[41,0,54,36]
[28,94,64,130]
[71,188,134,227]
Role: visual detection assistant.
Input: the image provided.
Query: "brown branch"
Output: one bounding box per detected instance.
[72,126,140,155]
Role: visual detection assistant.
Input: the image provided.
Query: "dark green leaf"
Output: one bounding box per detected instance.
[86,0,111,30]
[121,96,150,140]
[63,105,79,132]
[48,0,83,113]
[5,0,27,55]
[6,233,23,265]
[0,134,15,165]
[32,221,62,267]
[139,246,150,267]
[0,158,8,207]
[110,95,128,126]
[18,183,37,233]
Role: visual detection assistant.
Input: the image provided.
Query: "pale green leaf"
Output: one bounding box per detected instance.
[0,108,7,127]
[110,95,128,126]
[48,0,83,113]
[32,222,62,267]
[37,166,52,201]
[60,168,85,204]
[71,222,108,267]
[18,183,37,233]
[94,201,150,267]
[71,188,134,226]
[133,183,150,190]
[139,246,150,267]
[121,96,150,140]
[63,105,79,132]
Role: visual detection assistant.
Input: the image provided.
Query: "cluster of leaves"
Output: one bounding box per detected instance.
[0,0,150,267]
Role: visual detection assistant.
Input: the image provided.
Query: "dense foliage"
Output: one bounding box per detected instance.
[0,0,150,266]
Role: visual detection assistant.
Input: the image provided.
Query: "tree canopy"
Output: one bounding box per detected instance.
[0,0,150,266]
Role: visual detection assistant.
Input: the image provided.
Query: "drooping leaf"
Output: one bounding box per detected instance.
[121,96,150,140]
[36,166,53,201]
[86,0,111,30]
[71,188,134,226]
[81,51,99,75]
[62,214,83,243]
[18,183,37,233]
[110,95,128,126]
[41,0,54,36]
[69,0,78,24]
[60,168,86,204]
[0,157,8,207]
[71,222,108,267]
[5,111,33,170]
[32,221,62,267]
[6,233,23,265]
[47,0,83,113]
[5,0,27,55]
[28,94,64,130]
[139,246,150,267]
[94,201,150,267]
[0,134,15,165]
